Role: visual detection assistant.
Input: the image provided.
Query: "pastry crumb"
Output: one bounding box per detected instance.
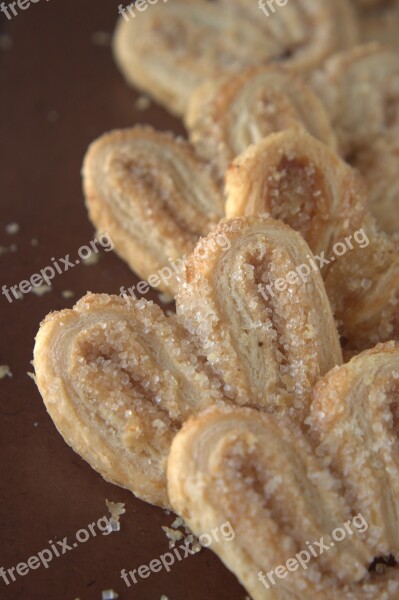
[101,591,119,600]
[134,95,151,111]
[32,284,52,297]
[106,499,126,532]
[162,526,184,548]
[82,252,99,266]
[62,290,75,299]
[158,292,174,305]
[92,31,111,47]
[171,516,184,529]
[6,222,19,235]
[0,365,12,379]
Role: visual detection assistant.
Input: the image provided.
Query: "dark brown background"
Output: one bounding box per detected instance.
[0,1,246,598]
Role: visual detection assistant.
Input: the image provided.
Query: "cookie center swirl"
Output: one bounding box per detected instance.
[213,226,331,412]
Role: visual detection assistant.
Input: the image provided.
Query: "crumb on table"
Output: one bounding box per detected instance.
[0,365,12,379]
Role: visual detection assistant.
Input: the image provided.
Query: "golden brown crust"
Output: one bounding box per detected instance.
[186,66,337,182]
[33,293,227,508]
[82,126,223,295]
[224,0,358,71]
[168,403,399,600]
[113,0,280,117]
[225,130,366,257]
[33,216,343,507]
[311,44,399,233]
[226,130,399,351]
[113,0,357,117]
[310,342,399,560]
[176,216,342,420]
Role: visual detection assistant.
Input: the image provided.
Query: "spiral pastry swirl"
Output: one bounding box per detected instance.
[186,66,337,182]
[226,130,399,351]
[113,0,357,116]
[83,126,223,296]
[33,216,342,507]
[177,216,342,418]
[310,341,399,561]
[168,403,399,600]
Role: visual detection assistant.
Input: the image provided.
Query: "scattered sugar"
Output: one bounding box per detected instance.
[171,517,184,529]
[106,499,126,532]
[158,292,174,304]
[162,526,184,548]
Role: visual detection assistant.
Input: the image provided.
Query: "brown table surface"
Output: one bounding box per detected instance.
[0,2,247,598]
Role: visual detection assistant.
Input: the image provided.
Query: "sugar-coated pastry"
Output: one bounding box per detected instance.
[226,130,399,351]
[225,129,366,257]
[83,126,223,296]
[113,0,357,116]
[186,66,337,182]
[311,44,399,232]
[113,0,280,117]
[33,293,226,508]
[177,216,342,419]
[324,215,399,350]
[33,217,342,507]
[223,0,358,71]
[310,341,399,560]
[168,403,399,599]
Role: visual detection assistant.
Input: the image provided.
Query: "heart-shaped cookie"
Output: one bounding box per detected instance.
[83,122,399,351]
[82,67,336,296]
[82,126,224,296]
[167,342,399,599]
[113,0,358,116]
[225,129,399,351]
[311,43,399,233]
[185,65,338,183]
[33,216,341,508]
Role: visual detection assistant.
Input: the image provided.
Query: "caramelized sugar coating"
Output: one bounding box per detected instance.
[186,66,337,182]
[83,126,223,296]
[168,344,399,598]
[226,130,399,351]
